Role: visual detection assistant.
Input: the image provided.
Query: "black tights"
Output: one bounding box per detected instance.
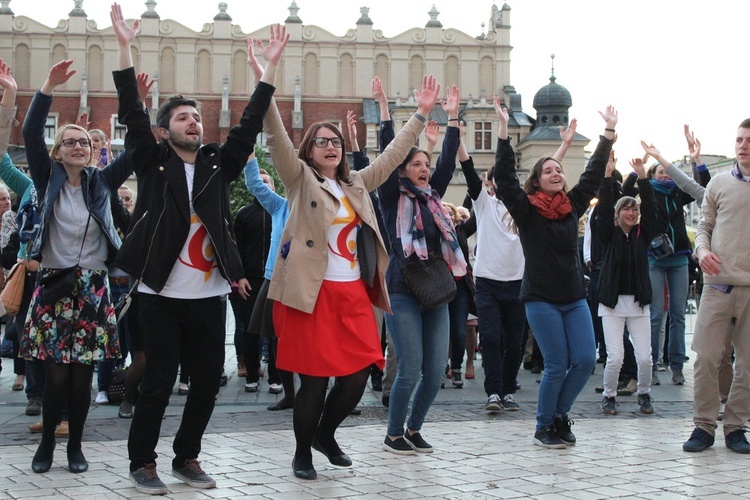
[293,367,369,460]
[38,361,94,456]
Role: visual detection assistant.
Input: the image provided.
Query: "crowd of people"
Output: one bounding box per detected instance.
[0,2,747,495]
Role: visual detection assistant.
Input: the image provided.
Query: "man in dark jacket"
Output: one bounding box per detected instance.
[110,5,282,495]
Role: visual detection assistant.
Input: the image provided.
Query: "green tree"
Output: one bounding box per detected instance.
[228,145,285,218]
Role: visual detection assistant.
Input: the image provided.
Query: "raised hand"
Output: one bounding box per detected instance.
[640,140,661,159]
[253,24,289,66]
[42,59,76,95]
[0,58,17,95]
[630,156,646,179]
[559,117,577,144]
[493,95,509,125]
[440,85,460,120]
[110,3,139,46]
[372,76,387,106]
[246,38,264,83]
[424,120,439,148]
[136,72,154,104]
[346,110,358,150]
[684,124,696,152]
[598,105,618,129]
[604,150,617,177]
[414,74,439,117]
[76,112,91,130]
[690,137,702,163]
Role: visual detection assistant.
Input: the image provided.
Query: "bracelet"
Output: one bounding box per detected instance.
[605,128,616,133]
[448,118,460,122]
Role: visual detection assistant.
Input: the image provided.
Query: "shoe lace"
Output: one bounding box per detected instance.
[142,463,159,479]
[504,394,516,403]
[184,459,206,474]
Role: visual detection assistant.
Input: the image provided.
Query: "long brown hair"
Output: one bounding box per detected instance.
[523,156,568,194]
[298,122,350,182]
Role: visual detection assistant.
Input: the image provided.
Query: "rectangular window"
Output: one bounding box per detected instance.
[110,115,126,142]
[474,121,492,150]
[44,115,57,143]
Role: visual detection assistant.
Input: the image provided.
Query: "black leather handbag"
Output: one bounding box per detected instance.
[400,253,457,309]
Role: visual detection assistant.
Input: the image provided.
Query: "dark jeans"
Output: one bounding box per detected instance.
[128,294,226,471]
[476,278,526,396]
[448,279,472,370]
[587,267,606,357]
[230,277,263,384]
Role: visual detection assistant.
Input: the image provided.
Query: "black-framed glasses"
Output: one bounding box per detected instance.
[60,138,92,148]
[313,137,343,149]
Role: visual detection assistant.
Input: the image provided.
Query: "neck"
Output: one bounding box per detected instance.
[171,144,198,164]
[738,161,750,177]
[63,165,83,187]
[316,164,337,180]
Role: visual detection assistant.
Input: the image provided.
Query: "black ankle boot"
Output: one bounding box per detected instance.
[67,448,89,473]
[32,440,55,473]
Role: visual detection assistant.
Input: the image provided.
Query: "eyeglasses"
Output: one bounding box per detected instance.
[313,137,343,149]
[60,138,92,148]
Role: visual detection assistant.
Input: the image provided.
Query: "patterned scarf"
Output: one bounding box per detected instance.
[527,190,572,220]
[396,178,467,276]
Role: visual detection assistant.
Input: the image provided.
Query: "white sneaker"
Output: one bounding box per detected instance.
[244,382,259,393]
[268,383,283,394]
[95,391,109,404]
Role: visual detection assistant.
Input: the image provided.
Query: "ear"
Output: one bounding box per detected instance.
[158,127,170,140]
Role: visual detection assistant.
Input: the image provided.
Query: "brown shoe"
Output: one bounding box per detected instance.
[28,421,43,433]
[55,420,69,437]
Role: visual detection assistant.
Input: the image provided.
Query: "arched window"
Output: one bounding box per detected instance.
[88,46,104,90]
[374,54,389,95]
[303,53,319,95]
[479,56,495,97]
[232,50,247,93]
[14,44,30,89]
[409,55,424,93]
[339,53,354,96]
[445,55,459,88]
[196,50,211,92]
[160,47,176,93]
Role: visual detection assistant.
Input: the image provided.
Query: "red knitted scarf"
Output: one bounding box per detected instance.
[527,191,572,220]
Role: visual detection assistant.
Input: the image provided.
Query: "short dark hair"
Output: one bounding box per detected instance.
[156,94,200,130]
[739,118,750,129]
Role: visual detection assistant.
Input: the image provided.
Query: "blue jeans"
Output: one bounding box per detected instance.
[525,299,596,430]
[385,293,449,437]
[476,278,526,397]
[649,262,689,370]
[448,279,472,370]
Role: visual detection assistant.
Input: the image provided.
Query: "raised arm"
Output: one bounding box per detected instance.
[641,141,705,205]
[111,2,139,71]
[630,157,658,241]
[552,118,577,163]
[373,77,395,151]
[424,120,439,157]
[243,154,286,214]
[0,59,18,158]
[458,122,482,201]
[596,154,617,245]
[347,110,370,171]
[492,95,531,224]
[429,85,460,196]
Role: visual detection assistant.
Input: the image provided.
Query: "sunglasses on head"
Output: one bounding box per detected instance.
[313,137,343,149]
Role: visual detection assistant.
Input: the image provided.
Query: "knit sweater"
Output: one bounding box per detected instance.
[696,170,750,286]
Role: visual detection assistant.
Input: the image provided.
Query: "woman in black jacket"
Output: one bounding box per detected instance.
[597,156,657,416]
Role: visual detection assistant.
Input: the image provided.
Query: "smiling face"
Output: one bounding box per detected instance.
[401,151,431,189]
[0,188,10,216]
[615,197,639,232]
[535,158,566,196]
[160,104,203,153]
[52,125,93,169]
[650,164,671,181]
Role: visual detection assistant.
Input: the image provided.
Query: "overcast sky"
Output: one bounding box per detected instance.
[13,0,747,169]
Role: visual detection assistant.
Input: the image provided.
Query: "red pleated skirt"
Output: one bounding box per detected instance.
[273,279,385,377]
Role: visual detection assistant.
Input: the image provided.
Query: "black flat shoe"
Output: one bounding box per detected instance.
[292,456,317,480]
[312,436,352,467]
[67,449,89,473]
[32,441,55,473]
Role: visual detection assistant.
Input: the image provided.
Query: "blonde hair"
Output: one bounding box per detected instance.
[442,202,461,224]
[51,124,93,167]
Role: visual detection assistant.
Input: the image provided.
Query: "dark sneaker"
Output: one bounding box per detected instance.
[502,394,520,411]
[651,369,660,386]
[172,459,216,489]
[26,398,42,416]
[268,383,283,395]
[244,382,259,393]
[451,371,464,388]
[683,427,714,452]
[403,431,433,453]
[532,425,566,449]
[130,464,169,495]
[383,435,416,455]
[553,415,576,446]
[617,378,637,396]
[485,394,503,412]
[601,396,618,415]
[725,429,750,454]
[672,368,685,385]
[637,393,654,415]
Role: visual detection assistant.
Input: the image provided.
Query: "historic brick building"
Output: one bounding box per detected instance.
[0,0,593,205]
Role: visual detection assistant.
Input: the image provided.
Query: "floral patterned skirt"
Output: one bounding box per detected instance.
[20,267,120,364]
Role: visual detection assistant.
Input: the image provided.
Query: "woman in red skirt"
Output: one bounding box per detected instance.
[249,35,439,480]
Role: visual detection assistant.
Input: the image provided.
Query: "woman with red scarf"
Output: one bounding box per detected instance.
[492,97,617,449]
